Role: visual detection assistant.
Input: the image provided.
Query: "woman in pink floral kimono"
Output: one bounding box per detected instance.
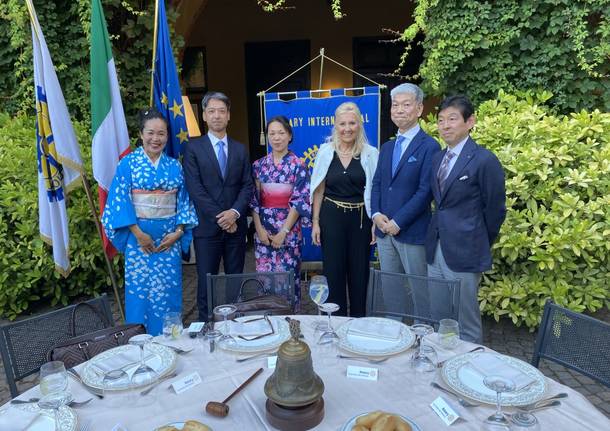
[250,116,311,309]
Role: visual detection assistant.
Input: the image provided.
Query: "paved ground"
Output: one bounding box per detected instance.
[1,251,609,418]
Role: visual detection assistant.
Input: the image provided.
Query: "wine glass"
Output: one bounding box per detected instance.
[309,275,329,330]
[213,304,237,343]
[39,361,68,396]
[128,334,158,387]
[38,392,72,430]
[483,375,516,428]
[410,324,435,372]
[510,412,541,431]
[318,302,340,344]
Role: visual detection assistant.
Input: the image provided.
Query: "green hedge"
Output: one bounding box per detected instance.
[423,91,610,329]
[0,112,121,319]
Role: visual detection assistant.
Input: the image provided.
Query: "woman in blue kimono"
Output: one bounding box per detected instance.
[102,109,198,335]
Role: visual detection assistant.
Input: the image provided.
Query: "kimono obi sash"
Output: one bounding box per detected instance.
[132,189,177,219]
[260,183,293,209]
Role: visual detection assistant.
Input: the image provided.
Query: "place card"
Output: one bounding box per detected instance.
[267,356,278,369]
[346,365,378,381]
[430,396,460,426]
[188,322,205,333]
[170,371,202,394]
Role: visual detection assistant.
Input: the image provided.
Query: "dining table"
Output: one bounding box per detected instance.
[2,315,609,430]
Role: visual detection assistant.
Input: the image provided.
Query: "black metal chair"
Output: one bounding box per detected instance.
[531,300,610,388]
[0,294,114,397]
[206,271,295,321]
[366,268,461,326]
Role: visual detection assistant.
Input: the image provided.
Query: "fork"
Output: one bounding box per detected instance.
[430,381,480,407]
[11,397,93,408]
[436,346,485,368]
[236,351,277,363]
[336,354,389,364]
[152,342,193,354]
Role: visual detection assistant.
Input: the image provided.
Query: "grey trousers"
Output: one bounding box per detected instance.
[377,235,429,319]
[427,242,482,343]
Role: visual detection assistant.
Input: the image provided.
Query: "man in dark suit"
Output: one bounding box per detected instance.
[371,83,440,317]
[183,92,254,321]
[426,95,506,343]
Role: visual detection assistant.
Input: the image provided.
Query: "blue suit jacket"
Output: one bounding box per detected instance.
[425,137,506,272]
[183,135,253,238]
[371,128,441,245]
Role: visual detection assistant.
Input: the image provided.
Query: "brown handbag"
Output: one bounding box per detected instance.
[213,278,293,320]
[46,302,146,369]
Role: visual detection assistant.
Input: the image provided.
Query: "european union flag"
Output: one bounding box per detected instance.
[153,0,188,158]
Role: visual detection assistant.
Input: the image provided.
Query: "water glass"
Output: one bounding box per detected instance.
[438,319,460,349]
[39,361,68,396]
[163,311,183,340]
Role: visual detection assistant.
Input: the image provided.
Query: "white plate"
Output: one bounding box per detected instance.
[340,412,421,431]
[219,316,290,353]
[16,403,77,431]
[337,317,415,357]
[81,343,177,391]
[441,351,547,406]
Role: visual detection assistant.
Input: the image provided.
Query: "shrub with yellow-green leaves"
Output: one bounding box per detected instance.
[424,91,609,329]
[0,112,122,319]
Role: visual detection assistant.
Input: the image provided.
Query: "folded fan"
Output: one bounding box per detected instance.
[347,318,402,341]
[91,345,156,375]
[0,407,39,430]
[468,353,536,391]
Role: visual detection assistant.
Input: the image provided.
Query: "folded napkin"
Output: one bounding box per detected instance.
[347,318,402,341]
[91,346,156,375]
[0,407,39,430]
[229,317,274,338]
[468,353,536,391]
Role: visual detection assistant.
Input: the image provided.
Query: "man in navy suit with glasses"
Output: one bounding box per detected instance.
[426,95,506,343]
[183,91,254,321]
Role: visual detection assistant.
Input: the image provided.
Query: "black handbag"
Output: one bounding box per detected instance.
[232,278,293,317]
[47,302,146,369]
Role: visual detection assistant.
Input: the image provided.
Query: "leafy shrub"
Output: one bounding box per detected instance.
[423,91,610,329]
[0,112,122,319]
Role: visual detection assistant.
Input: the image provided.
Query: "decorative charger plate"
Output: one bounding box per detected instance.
[337,317,415,357]
[219,316,290,354]
[81,343,177,391]
[15,403,77,431]
[340,412,421,431]
[441,351,547,406]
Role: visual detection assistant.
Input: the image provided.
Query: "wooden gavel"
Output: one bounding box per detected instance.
[205,368,264,417]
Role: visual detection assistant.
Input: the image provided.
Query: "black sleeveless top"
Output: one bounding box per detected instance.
[324,152,365,203]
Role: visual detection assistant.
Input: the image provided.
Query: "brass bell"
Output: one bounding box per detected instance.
[264,319,325,430]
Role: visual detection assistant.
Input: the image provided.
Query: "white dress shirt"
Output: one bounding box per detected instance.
[442,135,469,178]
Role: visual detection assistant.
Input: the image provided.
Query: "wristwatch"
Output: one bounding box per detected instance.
[176,226,184,235]
[281,227,290,234]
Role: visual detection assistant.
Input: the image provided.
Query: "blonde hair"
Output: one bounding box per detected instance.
[330,102,369,157]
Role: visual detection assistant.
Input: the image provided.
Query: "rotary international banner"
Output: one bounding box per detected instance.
[264,87,380,261]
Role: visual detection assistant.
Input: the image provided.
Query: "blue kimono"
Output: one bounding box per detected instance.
[102,147,198,335]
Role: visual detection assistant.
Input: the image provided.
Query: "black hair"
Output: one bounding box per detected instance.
[138,108,169,133]
[202,91,231,111]
[266,115,293,143]
[438,95,475,122]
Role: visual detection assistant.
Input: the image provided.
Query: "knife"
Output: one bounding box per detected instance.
[67,367,104,399]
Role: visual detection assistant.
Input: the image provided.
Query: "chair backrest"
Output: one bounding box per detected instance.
[531,300,610,388]
[206,271,295,320]
[366,268,461,326]
[0,294,114,397]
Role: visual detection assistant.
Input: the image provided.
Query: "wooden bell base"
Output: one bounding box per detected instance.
[265,398,325,431]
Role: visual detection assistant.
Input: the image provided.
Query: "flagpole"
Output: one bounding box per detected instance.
[149,0,160,106]
[80,173,126,322]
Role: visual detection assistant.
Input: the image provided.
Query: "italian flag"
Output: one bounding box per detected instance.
[90,0,130,258]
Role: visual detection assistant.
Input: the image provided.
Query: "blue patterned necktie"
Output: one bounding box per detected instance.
[437,150,456,193]
[217,140,227,178]
[391,135,407,176]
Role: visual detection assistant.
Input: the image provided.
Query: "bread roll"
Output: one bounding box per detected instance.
[355,411,384,428]
[371,414,396,431]
[350,426,369,431]
[182,420,211,431]
[394,417,413,431]
[156,427,179,431]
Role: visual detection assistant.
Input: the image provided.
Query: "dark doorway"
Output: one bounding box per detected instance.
[352,36,424,145]
[244,40,311,161]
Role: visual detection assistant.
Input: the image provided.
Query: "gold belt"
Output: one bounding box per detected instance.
[324,196,365,229]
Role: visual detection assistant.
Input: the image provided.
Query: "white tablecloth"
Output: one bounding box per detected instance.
[4,316,609,430]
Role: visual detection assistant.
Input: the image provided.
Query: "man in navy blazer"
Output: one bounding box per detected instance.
[371,83,440,317]
[426,95,506,343]
[183,92,253,321]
